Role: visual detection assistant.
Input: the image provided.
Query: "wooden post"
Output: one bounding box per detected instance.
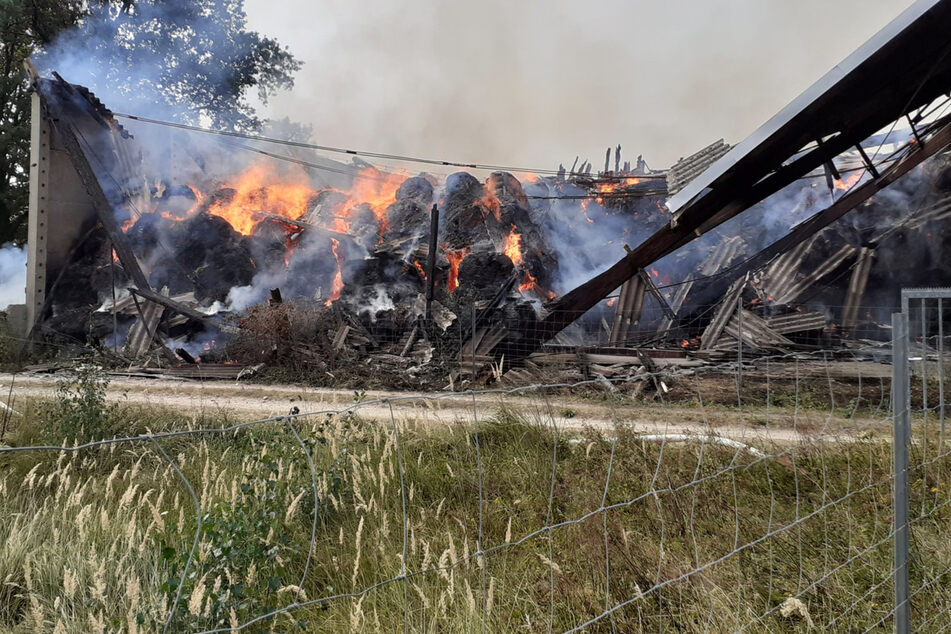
[425,204,439,320]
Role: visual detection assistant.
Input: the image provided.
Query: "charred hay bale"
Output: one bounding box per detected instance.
[346,254,424,299]
[484,172,559,291]
[441,172,489,250]
[169,213,246,272]
[248,217,296,273]
[458,251,514,299]
[152,184,200,220]
[125,212,166,260]
[348,204,382,250]
[385,176,433,238]
[304,190,349,225]
[158,213,255,301]
[283,231,360,301]
[45,307,117,342]
[194,247,256,303]
[485,172,530,224]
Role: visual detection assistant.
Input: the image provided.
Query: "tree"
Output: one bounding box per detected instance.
[0,0,301,245]
[0,1,85,246]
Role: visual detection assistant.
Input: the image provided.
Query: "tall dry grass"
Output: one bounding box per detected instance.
[1,395,950,632]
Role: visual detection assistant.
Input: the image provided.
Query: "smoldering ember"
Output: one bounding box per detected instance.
[12,15,951,389]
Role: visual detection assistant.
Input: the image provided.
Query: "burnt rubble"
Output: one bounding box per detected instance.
[25,74,951,388]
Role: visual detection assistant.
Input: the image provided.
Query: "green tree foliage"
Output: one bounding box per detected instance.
[0,1,86,246]
[0,0,301,246]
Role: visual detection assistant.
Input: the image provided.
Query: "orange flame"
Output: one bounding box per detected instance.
[833,171,862,191]
[413,260,427,280]
[446,247,470,293]
[328,167,405,236]
[284,235,297,268]
[517,270,550,297]
[206,163,312,235]
[580,199,595,223]
[479,188,501,222]
[325,238,344,306]
[111,249,119,263]
[503,225,523,267]
[121,219,134,233]
[607,297,617,307]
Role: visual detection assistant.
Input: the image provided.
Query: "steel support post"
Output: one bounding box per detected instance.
[893,311,910,634]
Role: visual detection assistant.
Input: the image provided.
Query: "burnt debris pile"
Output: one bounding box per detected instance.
[25,75,951,386]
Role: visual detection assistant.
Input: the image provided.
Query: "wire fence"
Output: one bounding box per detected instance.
[0,320,950,631]
[891,290,951,633]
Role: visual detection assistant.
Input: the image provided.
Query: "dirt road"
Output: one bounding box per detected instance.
[0,372,891,446]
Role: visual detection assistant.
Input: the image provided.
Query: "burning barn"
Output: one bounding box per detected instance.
[14,0,951,385]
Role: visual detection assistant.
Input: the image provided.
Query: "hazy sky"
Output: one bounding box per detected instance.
[244,0,916,172]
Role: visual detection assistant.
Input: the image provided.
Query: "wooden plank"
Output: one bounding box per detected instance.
[332,325,351,350]
[131,288,223,329]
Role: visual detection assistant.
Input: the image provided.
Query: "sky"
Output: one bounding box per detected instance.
[244,0,917,173]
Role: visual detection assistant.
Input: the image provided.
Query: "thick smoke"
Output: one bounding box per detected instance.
[0,245,26,311]
[35,1,294,131]
[242,0,912,169]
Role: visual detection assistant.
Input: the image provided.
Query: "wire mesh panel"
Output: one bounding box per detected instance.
[893,289,951,633]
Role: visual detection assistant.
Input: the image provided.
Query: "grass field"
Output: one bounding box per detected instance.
[1,368,950,632]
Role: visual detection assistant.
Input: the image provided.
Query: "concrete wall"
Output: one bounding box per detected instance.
[24,91,99,331]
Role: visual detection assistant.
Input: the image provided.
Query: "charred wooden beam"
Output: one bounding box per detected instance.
[130,288,223,330]
[639,269,676,322]
[855,144,880,179]
[175,348,197,364]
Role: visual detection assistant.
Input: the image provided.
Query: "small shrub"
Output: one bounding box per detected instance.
[160,428,345,630]
[39,363,117,442]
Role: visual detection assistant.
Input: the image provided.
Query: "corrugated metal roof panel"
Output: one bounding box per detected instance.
[666,139,732,196]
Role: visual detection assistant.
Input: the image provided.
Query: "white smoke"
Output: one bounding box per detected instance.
[0,245,26,311]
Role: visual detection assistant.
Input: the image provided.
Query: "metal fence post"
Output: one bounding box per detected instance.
[893,311,911,634]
